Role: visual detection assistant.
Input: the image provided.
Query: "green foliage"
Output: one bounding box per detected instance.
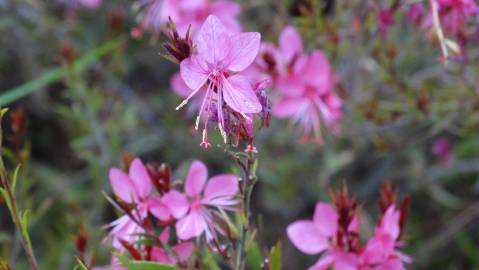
[268,241,282,270]
[117,255,178,270]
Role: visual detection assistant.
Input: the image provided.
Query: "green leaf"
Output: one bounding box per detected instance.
[203,251,221,270]
[20,210,33,250]
[268,241,282,270]
[0,188,13,214]
[117,255,178,270]
[0,108,8,118]
[74,258,89,270]
[11,164,21,191]
[0,37,125,106]
[246,240,263,270]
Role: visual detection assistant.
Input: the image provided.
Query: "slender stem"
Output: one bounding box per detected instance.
[235,152,257,270]
[0,116,39,270]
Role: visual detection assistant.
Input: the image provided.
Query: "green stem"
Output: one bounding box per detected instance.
[235,152,257,270]
[0,112,39,270]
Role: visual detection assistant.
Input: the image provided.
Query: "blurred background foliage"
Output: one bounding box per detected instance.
[1,0,479,269]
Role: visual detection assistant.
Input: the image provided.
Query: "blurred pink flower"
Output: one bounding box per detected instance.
[406,3,424,25]
[162,160,239,241]
[424,0,478,40]
[151,227,194,264]
[137,0,241,35]
[108,158,171,247]
[273,50,342,144]
[432,137,453,164]
[377,8,395,36]
[178,15,262,147]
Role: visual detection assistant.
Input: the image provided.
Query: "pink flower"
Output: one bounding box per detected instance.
[361,206,411,270]
[273,50,342,144]
[177,15,262,146]
[137,0,241,35]
[424,0,478,41]
[162,160,239,241]
[407,3,424,25]
[433,137,453,164]
[108,158,171,247]
[287,203,358,270]
[151,227,194,264]
[377,8,395,36]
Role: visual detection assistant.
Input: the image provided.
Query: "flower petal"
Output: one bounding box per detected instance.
[159,227,170,244]
[173,242,194,261]
[196,15,230,64]
[109,168,138,203]
[378,205,400,240]
[185,160,208,197]
[272,97,305,118]
[176,208,208,240]
[171,72,192,98]
[162,190,189,219]
[287,220,327,254]
[129,158,152,199]
[180,55,209,90]
[202,174,238,205]
[313,202,338,237]
[304,51,334,93]
[308,255,334,270]
[147,197,171,221]
[279,26,303,63]
[225,32,261,72]
[222,75,262,113]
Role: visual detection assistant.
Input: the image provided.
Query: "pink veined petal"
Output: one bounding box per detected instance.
[185,160,208,197]
[172,242,194,261]
[272,97,305,118]
[225,32,261,72]
[313,202,339,237]
[279,26,303,63]
[171,72,192,98]
[202,174,239,205]
[373,258,405,270]
[159,227,170,244]
[196,15,230,64]
[176,208,208,240]
[222,75,262,113]
[147,197,171,221]
[109,168,138,203]
[129,158,152,199]
[180,55,209,91]
[308,255,334,270]
[287,220,328,254]
[162,190,190,219]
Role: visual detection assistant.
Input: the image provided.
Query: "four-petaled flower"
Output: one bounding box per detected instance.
[162,160,239,240]
[178,15,262,147]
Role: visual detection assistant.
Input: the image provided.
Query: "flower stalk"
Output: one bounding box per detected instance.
[0,109,39,270]
[235,151,258,270]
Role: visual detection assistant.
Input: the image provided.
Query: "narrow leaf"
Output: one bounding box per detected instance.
[268,241,282,270]
[117,254,178,270]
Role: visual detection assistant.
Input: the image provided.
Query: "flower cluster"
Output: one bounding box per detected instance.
[133,0,240,37]
[249,26,342,144]
[287,183,410,270]
[166,15,270,150]
[97,158,239,268]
